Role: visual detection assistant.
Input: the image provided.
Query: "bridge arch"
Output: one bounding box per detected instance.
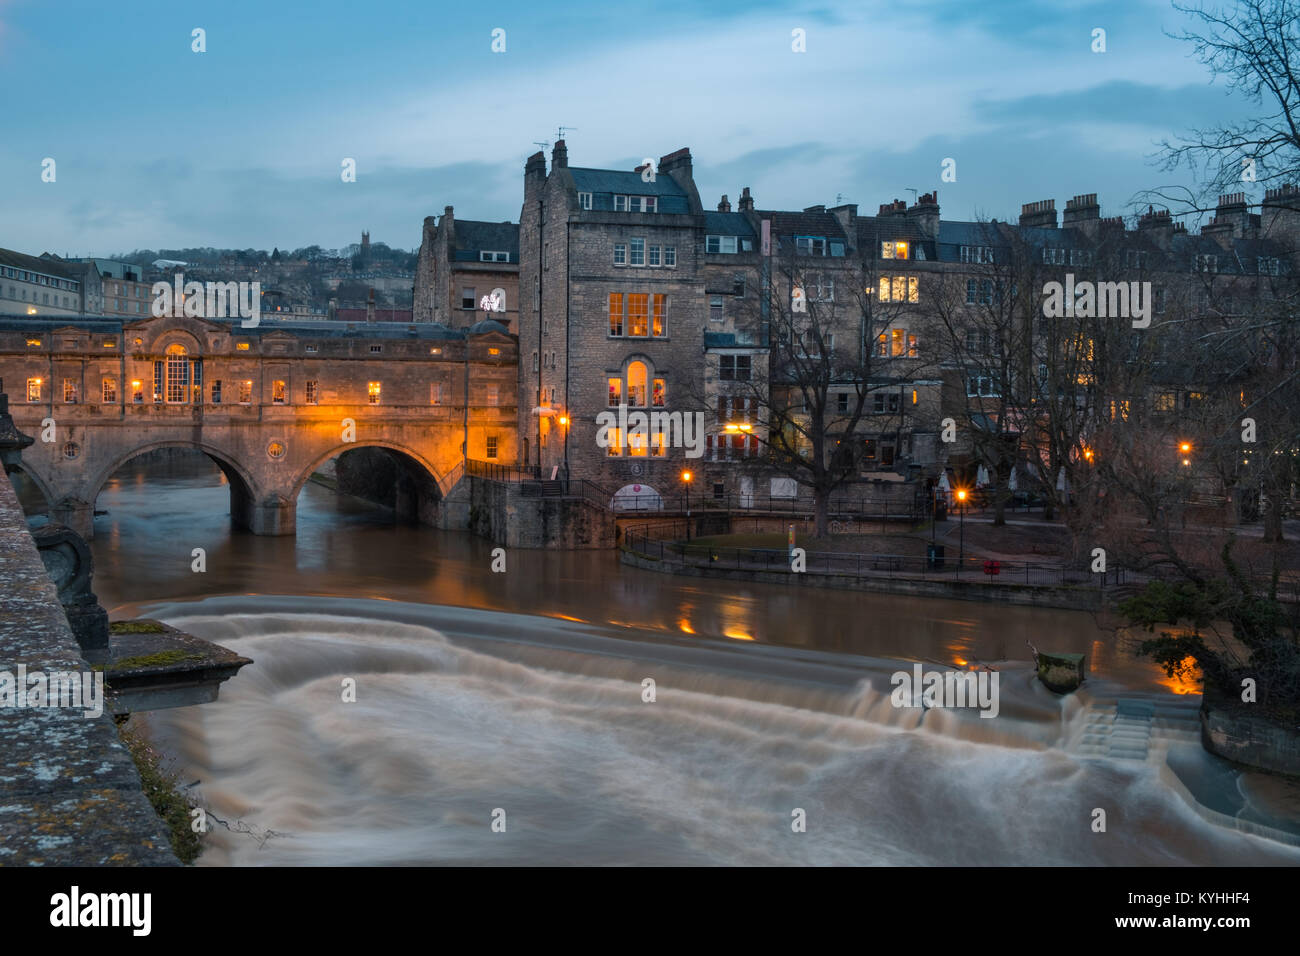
[86,439,263,535]
[292,440,449,527]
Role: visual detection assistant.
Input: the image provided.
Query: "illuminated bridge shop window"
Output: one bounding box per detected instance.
[368,382,381,404]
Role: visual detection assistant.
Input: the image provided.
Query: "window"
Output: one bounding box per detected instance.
[63,379,78,403]
[965,329,993,352]
[663,247,676,267]
[239,380,253,404]
[1196,254,1218,273]
[652,426,667,457]
[461,287,475,309]
[879,275,918,302]
[881,241,909,259]
[272,380,286,404]
[795,236,826,256]
[628,427,648,457]
[652,294,666,336]
[873,392,901,413]
[1258,256,1282,276]
[211,380,222,404]
[649,245,661,267]
[1155,392,1175,412]
[26,338,41,347]
[1043,247,1066,265]
[486,384,499,406]
[532,350,539,372]
[630,238,645,266]
[653,378,665,406]
[706,235,739,254]
[614,195,628,211]
[813,274,835,301]
[26,378,41,402]
[719,354,751,381]
[609,294,624,336]
[960,245,994,264]
[102,378,116,403]
[890,328,911,357]
[710,296,724,322]
[828,240,843,256]
[627,294,648,336]
[368,382,381,404]
[429,381,442,405]
[165,343,190,403]
[305,344,318,353]
[966,375,999,397]
[875,333,888,357]
[578,192,592,210]
[614,195,656,212]
[1069,249,1092,267]
[131,379,144,404]
[606,428,623,456]
[479,251,509,262]
[837,392,849,414]
[608,377,623,406]
[613,244,627,266]
[370,344,383,354]
[627,362,648,407]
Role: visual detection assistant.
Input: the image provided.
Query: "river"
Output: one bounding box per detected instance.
[38,451,1300,865]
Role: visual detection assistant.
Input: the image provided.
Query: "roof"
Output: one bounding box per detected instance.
[467,318,510,335]
[761,210,848,241]
[703,212,756,237]
[0,249,81,280]
[0,314,468,340]
[452,220,520,263]
[569,167,692,214]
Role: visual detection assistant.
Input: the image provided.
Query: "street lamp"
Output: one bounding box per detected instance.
[956,487,968,573]
[1180,440,1192,467]
[681,470,693,541]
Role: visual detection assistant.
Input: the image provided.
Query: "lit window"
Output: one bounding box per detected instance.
[239,380,253,404]
[881,241,909,259]
[627,294,648,336]
[879,276,918,302]
[236,341,250,351]
[488,347,501,356]
[652,294,666,336]
[102,378,116,403]
[606,427,623,456]
[609,293,624,336]
[25,338,40,347]
[26,377,42,402]
[429,382,442,405]
[608,377,623,406]
[63,379,79,403]
[627,362,648,407]
[368,382,381,404]
[653,378,666,406]
[273,380,286,404]
[165,343,190,403]
[132,380,144,403]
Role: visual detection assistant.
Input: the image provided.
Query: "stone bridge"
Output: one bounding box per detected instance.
[0,314,519,536]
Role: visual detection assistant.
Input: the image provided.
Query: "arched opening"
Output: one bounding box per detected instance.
[91,444,258,536]
[8,465,52,526]
[304,445,444,527]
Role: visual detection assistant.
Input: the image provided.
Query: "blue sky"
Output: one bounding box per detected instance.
[0,0,1254,256]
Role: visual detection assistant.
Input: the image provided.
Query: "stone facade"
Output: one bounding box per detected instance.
[413,206,520,332]
[0,313,518,536]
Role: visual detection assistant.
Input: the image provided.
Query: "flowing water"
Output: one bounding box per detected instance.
[37,451,1300,865]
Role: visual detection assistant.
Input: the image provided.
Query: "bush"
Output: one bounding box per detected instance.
[118,724,204,864]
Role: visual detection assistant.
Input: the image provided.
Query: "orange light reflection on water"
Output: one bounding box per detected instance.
[1154,655,1202,695]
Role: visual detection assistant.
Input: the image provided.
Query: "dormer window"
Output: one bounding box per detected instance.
[881,240,909,259]
[479,251,510,262]
[614,195,657,213]
[578,192,592,210]
[795,236,826,256]
[1197,254,1218,273]
[706,235,738,254]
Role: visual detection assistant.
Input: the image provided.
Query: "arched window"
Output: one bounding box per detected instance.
[490,287,507,312]
[627,360,647,407]
[165,344,190,403]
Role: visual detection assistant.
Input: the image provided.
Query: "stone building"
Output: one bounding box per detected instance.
[413,207,519,332]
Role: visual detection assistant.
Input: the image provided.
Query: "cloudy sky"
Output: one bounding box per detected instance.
[0,0,1254,256]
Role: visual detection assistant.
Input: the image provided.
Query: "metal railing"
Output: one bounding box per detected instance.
[622,525,1130,588]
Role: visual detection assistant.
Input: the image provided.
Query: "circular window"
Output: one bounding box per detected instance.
[267,441,286,460]
[62,441,80,460]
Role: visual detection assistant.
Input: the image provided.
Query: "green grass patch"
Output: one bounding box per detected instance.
[110,620,167,634]
[94,650,205,672]
[118,724,204,864]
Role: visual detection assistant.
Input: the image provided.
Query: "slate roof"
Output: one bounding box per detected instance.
[0,315,467,340]
[452,221,520,263]
[569,167,692,214]
[0,249,80,280]
[703,212,756,237]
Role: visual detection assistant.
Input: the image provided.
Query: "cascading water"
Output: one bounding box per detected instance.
[135,597,1300,866]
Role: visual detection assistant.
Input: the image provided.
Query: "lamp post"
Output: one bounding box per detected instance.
[681,470,693,541]
[956,487,968,574]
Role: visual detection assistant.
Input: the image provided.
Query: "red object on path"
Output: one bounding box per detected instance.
[983,560,1001,575]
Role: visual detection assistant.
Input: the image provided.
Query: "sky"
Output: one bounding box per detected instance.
[0,0,1258,257]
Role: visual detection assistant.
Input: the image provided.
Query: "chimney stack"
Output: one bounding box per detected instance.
[1019,199,1057,229]
[717,195,732,212]
[738,187,754,212]
[907,191,940,240]
[551,139,568,169]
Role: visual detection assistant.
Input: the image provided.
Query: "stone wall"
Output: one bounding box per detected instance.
[0,473,177,864]
[464,476,615,549]
[1200,685,1300,776]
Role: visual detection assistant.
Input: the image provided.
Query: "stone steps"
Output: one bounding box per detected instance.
[1070,695,1201,761]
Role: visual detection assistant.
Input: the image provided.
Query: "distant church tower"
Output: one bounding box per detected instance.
[361,230,370,254]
